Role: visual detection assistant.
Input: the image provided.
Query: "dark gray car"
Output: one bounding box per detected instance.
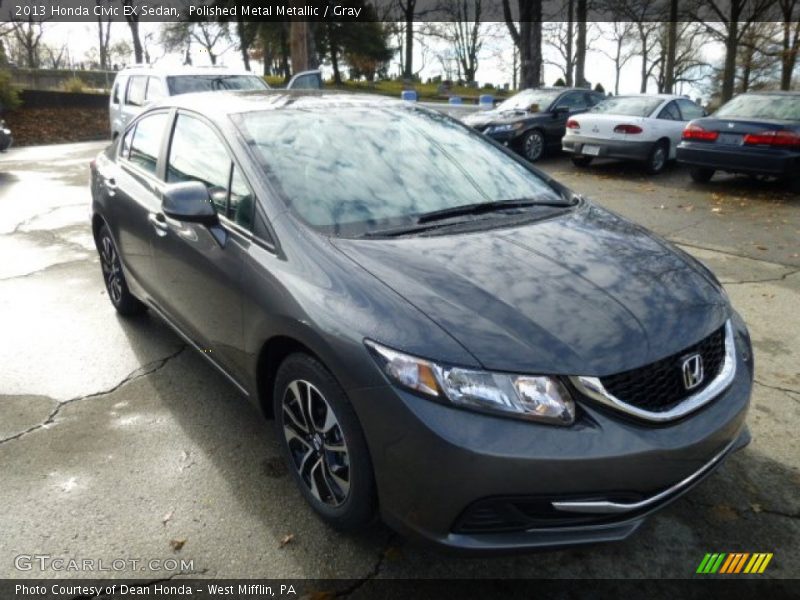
[90,91,753,552]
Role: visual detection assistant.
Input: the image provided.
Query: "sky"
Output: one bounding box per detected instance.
[43,21,724,100]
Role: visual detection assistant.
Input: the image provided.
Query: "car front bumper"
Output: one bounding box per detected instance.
[349,316,754,553]
[562,135,654,161]
[677,142,800,176]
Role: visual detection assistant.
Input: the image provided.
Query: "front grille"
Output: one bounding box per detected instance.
[599,326,726,413]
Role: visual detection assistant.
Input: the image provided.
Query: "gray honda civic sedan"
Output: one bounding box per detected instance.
[90,91,753,552]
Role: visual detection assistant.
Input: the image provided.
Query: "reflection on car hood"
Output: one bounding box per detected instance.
[332,203,727,376]
[464,109,530,128]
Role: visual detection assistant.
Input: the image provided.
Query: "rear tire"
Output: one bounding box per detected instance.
[97,224,147,316]
[274,353,376,531]
[571,155,593,167]
[690,167,715,183]
[645,140,669,174]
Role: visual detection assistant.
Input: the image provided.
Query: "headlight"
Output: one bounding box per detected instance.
[486,123,523,134]
[365,341,575,425]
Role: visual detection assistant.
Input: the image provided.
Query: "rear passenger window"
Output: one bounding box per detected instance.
[678,99,705,120]
[658,102,682,121]
[120,126,134,159]
[128,113,168,175]
[146,77,166,102]
[112,82,120,105]
[167,114,232,214]
[127,76,147,106]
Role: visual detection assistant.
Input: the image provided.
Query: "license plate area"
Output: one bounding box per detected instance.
[717,133,743,145]
[581,144,601,156]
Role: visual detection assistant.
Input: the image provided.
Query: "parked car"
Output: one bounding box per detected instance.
[91,91,753,552]
[562,94,705,174]
[677,91,800,191]
[109,66,324,139]
[462,87,606,162]
[0,117,11,152]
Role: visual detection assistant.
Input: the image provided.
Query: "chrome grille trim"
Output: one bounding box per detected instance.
[569,320,736,423]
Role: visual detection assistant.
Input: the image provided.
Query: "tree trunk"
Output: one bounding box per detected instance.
[280,23,291,81]
[574,0,586,87]
[237,16,251,71]
[781,20,795,90]
[127,18,143,64]
[664,0,678,93]
[721,20,738,102]
[640,43,648,93]
[404,18,414,79]
[566,0,573,86]
[328,22,341,84]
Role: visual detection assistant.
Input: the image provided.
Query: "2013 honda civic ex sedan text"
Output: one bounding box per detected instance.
[90,91,753,552]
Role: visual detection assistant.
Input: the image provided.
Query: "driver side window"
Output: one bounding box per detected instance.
[555,93,588,112]
[167,114,232,214]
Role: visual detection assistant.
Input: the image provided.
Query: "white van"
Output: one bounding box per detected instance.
[109,66,324,139]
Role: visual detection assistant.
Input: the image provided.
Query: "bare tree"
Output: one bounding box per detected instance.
[120,0,143,63]
[653,23,709,93]
[574,0,587,87]
[425,0,485,83]
[162,21,232,66]
[693,0,774,102]
[96,1,112,69]
[502,0,542,88]
[596,21,636,95]
[736,22,780,92]
[9,15,47,68]
[396,0,417,79]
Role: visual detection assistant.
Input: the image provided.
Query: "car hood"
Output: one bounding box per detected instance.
[464,109,535,128]
[331,203,728,376]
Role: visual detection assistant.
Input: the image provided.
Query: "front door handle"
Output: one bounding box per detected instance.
[148,212,168,237]
[105,177,117,196]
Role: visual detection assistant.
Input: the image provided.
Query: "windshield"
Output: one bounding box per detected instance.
[496,89,560,112]
[235,106,565,236]
[715,94,800,121]
[590,96,664,117]
[167,75,269,95]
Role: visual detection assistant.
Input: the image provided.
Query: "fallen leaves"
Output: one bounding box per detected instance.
[162,509,174,526]
[170,538,186,552]
[279,533,295,548]
[709,504,739,522]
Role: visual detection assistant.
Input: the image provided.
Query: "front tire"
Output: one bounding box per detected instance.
[571,155,593,167]
[690,167,715,183]
[521,129,545,162]
[97,224,147,316]
[646,140,669,174]
[274,353,376,531]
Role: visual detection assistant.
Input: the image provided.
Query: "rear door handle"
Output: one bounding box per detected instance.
[148,212,168,236]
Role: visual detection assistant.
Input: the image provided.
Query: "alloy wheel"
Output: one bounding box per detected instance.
[524,131,544,162]
[100,235,123,305]
[651,145,667,173]
[281,379,351,507]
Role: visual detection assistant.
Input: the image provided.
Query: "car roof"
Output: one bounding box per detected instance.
[738,90,800,96]
[148,90,405,119]
[115,65,256,78]
[603,93,687,100]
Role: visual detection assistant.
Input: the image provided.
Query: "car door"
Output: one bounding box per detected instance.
[107,110,172,297]
[654,100,686,157]
[148,111,250,381]
[548,92,591,143]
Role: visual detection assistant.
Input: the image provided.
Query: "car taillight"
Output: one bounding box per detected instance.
[743,130,800,148]
[614,124,642,134]
[682,124,718,141]
[567,119,580,130]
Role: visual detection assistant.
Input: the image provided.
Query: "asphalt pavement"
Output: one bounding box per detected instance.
[0,142,798,584]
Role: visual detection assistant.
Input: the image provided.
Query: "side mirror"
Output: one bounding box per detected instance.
[162,181,217,225]
[553,106,569,118]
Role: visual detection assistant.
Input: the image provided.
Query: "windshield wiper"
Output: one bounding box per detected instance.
[416,198,567,225]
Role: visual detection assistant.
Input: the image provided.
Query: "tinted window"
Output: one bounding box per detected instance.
[146,77,166,102]
[229,166,254,229]
[591,96,663,117]
[288,72,322,90]
[236,106,565,235]
[166,75,268,96]
[587,93,604,106]
[167,114,232,214]
[112,82,120,104]
[678,98,705,120]
[555,93,589,111]
[128,113,168,175]
[658,102,682,121]
[126,76,147,106]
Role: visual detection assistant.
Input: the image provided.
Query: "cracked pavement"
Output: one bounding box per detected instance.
[0,143,798,582]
